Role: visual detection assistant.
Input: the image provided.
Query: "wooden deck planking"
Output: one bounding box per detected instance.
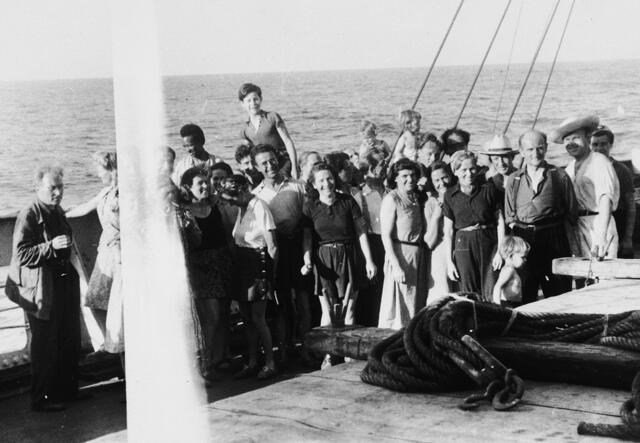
[206,361,626,442]
[516,279,640,314]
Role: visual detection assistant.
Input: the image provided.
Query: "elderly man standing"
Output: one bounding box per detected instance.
[5,166,82,411]
[504,130,578,304]
[550,116,620,260]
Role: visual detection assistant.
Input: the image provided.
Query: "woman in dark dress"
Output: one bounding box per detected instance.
[301,163,377,327]
[179,167,232,381]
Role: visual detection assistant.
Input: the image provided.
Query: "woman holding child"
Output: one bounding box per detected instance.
[378,159,428,329]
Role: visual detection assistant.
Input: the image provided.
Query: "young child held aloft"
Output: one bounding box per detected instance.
[392,110,424,163]
[492,235,530,308]
[358,120,391,159]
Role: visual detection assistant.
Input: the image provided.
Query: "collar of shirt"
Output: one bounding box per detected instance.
[450,183,480,199]
[252,176,288,195]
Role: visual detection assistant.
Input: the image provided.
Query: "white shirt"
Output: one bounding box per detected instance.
[252,178,305,237]
[232,197,276,248]
[565,151,619,212]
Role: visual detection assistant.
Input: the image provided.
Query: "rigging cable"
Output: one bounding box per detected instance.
[493,0,524,133]
[410,0,465,111]
[503,0,562,133]
[387,0,465,165]
[454,0,513,129]
[531,0,577,129]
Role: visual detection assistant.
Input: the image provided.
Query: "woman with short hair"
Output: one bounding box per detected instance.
[179,167,232,381]
[378,159,428,329]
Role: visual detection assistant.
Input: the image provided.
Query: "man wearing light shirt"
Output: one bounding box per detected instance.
[550,115,620,260]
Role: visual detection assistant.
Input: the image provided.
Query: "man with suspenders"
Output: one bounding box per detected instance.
[504,130,578,305]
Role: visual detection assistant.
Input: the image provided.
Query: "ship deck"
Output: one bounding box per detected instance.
[93,360,627,442]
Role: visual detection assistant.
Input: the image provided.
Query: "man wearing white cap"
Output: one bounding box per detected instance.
[550,115,619,260]
[482,133,517,193]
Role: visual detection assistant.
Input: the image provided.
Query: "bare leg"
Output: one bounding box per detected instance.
[319,291,332,327]
[252,300,275,368]
[344,291,359,326]
[239,302,258,368]
[91,308,108,341]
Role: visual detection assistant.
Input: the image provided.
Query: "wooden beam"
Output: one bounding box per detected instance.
[552,257,640,279]
[305,326,640,389]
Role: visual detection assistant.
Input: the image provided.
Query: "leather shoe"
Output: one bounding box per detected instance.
[32,401,66,412]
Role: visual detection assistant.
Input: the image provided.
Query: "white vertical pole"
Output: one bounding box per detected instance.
[110,1,210,441]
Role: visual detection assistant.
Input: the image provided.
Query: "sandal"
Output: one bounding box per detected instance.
[234,364,259,380]
[256,365,278,381]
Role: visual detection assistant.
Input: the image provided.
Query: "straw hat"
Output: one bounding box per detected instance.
[479,133,516,156]
[550,115,599,144]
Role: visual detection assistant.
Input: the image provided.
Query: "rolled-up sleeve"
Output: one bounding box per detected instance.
[592,154,620,211]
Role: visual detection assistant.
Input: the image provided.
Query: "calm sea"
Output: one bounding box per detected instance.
[1,60,638,213]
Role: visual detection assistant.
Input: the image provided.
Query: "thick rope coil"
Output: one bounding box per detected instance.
[361,295,640,434]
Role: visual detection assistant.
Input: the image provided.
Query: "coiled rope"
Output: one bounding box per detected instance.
[360,295,640,437]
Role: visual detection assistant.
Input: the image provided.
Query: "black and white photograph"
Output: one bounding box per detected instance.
[1,0,639,441]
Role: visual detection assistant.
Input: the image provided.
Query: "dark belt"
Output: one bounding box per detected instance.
[578,209,599,216]
[393,239,423,247]
[513,218,563,231]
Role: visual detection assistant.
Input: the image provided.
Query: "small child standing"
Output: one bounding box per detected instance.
[492,236,530,308]
[392,110,423,163]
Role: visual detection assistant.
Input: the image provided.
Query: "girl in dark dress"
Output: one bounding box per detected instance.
[301,163,377,327]
[179,167,232,381]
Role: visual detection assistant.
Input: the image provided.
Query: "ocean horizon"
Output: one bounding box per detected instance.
[1,59,638,213]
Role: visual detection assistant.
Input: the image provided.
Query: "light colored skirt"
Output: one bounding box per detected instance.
[378,243,428,330]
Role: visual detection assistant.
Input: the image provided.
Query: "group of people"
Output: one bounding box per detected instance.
[5,79,636,411]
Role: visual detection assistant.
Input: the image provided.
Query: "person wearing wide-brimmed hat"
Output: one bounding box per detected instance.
[482,133,518,192]
[550,115,619,260]
[504,130,578,304]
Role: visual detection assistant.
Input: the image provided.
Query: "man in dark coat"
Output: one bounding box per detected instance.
[5,166,82,411]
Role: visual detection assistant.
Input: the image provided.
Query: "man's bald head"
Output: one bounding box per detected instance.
[518,130,547,168]
[518,130,547,148]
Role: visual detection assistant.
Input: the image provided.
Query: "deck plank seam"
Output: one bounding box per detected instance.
[207,405,428,442]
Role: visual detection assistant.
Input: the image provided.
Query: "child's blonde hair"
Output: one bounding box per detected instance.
[398,110,421,131]
[360,120,377,138]
[499,235,530,260]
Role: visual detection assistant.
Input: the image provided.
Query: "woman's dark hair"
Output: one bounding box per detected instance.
[441,127,470,148]
[234,144,253,163]
[180,123,205,146]
[387,158,421,190]
[324,152,351,173]
[238,83,262,102]
[422,132,443,151]
[426,161,454,194]
[211,161,233,176]
[306,162,343,200]
[180,166,208,188]
[225,173,249,193]
[251,143,277,161]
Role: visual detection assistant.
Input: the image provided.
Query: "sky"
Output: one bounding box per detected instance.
[1,0,640,81]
